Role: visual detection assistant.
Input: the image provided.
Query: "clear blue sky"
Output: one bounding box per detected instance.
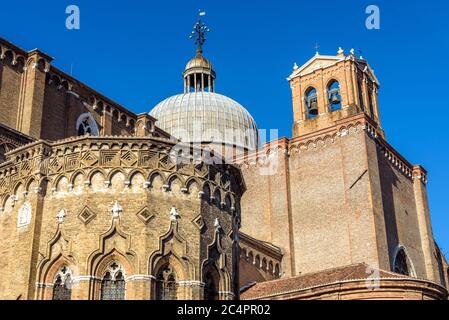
[1,1,448,253]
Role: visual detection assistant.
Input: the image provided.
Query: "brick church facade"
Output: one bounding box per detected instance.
[0,31,447,300]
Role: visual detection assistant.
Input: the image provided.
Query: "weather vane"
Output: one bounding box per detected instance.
[189,10,210,56]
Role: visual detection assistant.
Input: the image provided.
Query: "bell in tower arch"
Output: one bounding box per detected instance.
[309,99,318,115]
[305,87,319,117]
[330,91,341,105]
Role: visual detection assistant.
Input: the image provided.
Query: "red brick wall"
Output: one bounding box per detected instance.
[0,60,21,129]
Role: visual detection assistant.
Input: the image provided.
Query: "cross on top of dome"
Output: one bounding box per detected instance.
[189,10,210,57]
[183,11,215,93]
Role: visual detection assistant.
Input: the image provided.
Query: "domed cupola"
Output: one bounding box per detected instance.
[150,13,258,157]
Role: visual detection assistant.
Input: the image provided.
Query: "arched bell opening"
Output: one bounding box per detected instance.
[327,80,342,112]
[305,87,318,119]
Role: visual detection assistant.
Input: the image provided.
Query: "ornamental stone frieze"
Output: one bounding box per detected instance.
[0,136,244,213]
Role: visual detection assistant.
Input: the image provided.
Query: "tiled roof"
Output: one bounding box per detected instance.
[241,263,409,300]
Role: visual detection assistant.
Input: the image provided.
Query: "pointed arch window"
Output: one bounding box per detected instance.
[447,268,449,286]
[394,248,410,276]
[52,266,72,300]
[368,89,375,118]
[327,80,342,112]
[156,265,178,300]
[76,113,99,136]
[100,262,125,300]
[357,81,365,112]
[305,87,318,119]
[436,250,446,286]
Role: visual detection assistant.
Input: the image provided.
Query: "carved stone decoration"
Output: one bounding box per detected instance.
[111,201,123,219]
[136,207,154,225]
[56,209,66,224]
[170,207,180,221]
[214,218,222,233]
[192,214,205,231]
[78,206,96,225]
[17,202,32,228]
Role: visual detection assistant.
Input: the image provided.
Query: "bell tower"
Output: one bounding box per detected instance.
[288,48,383,138]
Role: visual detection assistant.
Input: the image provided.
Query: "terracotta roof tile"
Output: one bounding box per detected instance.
[241,263,410,300]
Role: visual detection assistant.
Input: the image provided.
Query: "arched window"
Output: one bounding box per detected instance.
[394,248,410,276]
[368,89,375,117]
[156,265,178,300]
[327,80,342,112]
[76,113,99,136]
[304,87,318,119]
[204,267,219,301]
[436,251,446,286]
[52,266,72,300]
[447,268,449,286]
[357,81,365,111]
[100,262,125,300]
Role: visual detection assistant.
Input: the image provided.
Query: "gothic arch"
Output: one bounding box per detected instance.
[25,177,37,194]
[90,251,132,300]
[69,169,87,185]
[106,168,127,183]
[201,226,232,300]
[127,169,146,182]
[203,264,220,300]
[185,176,202,194]
[147,170,165,188]
[35,225,78,300]
[166,173,185,191]
[87,221,137,299]
[212,188,222,206]
[392,245,416,277]
[54,175,70,193]
[13,181,24,198]
[76,113,99,136]
[86,169,106,182]
[202,182,211,200]
[149,220,195,299]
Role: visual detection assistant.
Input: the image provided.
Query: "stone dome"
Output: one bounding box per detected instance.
[149,92,258,150]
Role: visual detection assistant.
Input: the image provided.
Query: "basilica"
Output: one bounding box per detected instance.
[0,16,447,300]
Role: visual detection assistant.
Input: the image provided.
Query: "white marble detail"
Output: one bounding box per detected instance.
[17,202,32,228]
